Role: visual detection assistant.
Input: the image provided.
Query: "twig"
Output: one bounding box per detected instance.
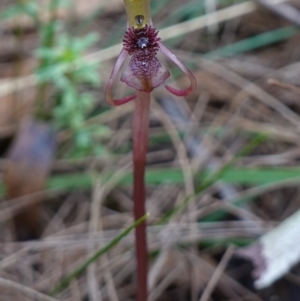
[149,262,185,301]
[199,246,235,301]
[87,165,129,301]
[187,251,263,301]
[267,78,300,95]
[176,51,300,129]
[0,189,63,223]
[0,277,59,301]
[152,99,195,199]
[255,0,300,26]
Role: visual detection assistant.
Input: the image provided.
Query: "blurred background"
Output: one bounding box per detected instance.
[0,0,300,300]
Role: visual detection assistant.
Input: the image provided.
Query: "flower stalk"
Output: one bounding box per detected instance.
[133,91,150,301]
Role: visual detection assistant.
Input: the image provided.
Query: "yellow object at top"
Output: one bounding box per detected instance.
[123,0,151,28]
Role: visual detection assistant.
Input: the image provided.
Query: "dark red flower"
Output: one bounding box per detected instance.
[106,25,196,106]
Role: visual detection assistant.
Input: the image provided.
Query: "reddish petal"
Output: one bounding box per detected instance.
[105,48,136,106]
[120,52,170,93]
[158,42,197,96]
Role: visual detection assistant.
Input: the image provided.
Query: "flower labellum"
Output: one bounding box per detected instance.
[121,25,170,93]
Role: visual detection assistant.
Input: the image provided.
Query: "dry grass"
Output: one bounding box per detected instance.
[1,0,300,300]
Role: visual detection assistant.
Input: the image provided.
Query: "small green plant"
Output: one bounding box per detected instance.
[2,0,108,156]
[36,33,104,153]
[1,0,38,21]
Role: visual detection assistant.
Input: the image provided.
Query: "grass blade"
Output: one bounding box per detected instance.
[50,213,149,296]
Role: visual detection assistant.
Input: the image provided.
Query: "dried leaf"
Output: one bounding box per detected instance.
[4,120,56,240]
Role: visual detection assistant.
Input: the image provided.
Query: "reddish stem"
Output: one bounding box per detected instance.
[133,91,150,301]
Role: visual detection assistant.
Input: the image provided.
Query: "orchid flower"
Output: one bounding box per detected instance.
[105,1,197,300]
[105,2,196,105]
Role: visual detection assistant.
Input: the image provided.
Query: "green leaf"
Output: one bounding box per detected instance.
[73,33,99,52]
[75,130,92,148]
[43,167,300,191]
[73,66,99,85]
[37,63,70,82]
[205,26,299,60]
[36,48,62,59]
[22,2,38,19]
[57,0,72,8]
[1,5,23,19]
